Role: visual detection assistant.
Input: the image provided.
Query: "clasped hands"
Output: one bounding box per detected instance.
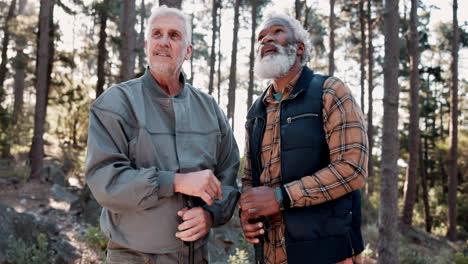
[238,186,281,244]
[173,169,222,242]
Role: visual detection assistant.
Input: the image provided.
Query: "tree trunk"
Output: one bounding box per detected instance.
[138,0,146,73]
[12,0,28,127]
[328,0,335,75]
[366,0,375,196]
[378,0,400,262]
[208,0,218,95]
[359,0,366,113]
[401,0,420,228]
[30,0,55,180]
[303,4,311,29]
[227,0,240,131]
[217,4,222,104]
[295,0,303,22]
[189,14,194,84]
[247,0,258,109]
[420,144,432,233]
[0,0,16,90]
[447,0,459,241]
[159,0,182,8]
[119,0,136,82]
[96,0,109,98]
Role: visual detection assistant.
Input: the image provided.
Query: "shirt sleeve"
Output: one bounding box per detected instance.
[283,77,368,207]
[202,100,240,227]
[85,106,176,214]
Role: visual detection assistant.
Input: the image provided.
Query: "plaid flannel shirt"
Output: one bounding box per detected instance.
[242,76,368,264]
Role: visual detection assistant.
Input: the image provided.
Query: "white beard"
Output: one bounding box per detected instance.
[254,43,297,80]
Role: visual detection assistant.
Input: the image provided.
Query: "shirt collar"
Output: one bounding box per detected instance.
[262,68,303,105]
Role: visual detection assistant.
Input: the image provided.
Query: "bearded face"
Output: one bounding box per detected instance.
[254,42,297,80]
[253,20,300,80]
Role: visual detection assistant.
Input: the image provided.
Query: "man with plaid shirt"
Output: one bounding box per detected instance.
[239,13,368,264]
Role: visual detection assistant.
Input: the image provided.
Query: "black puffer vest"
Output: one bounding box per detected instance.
[246,66,364,264]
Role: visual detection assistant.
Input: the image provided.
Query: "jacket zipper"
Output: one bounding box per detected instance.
[286,113,319,124]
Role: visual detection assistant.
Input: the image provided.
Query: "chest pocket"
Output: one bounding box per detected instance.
[281,111,323,151]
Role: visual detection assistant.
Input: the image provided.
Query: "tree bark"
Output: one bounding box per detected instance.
[217,4,222,104]
[401,0,420,228]
[138,0,146,73]
[159,0,182,8]
[227,0,241,131]
[0,0,16,93]
[247,0,258,109]
[189,14,194,84]
[420,144,432,233]
[208,0,218,95]
[12,0,28,127]
[447,0,459,241]
[30,0,55,180]
[119,0,136,82]
[303,4,311,29]
[378,0,400,262]
[295,0,303,22]
[366,0,375,196]
[359,0,366,113]
[328,0,335,75]
[96,0,109,98]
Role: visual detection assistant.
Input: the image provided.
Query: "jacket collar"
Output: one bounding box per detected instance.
[286,65,314,99]
[247,66,314,118]
[142,67,188,99]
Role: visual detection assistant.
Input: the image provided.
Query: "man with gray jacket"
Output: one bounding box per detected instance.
[85,6,240,264]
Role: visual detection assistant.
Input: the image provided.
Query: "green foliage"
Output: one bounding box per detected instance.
[455,252,468,264]
[237,155,246,179]
[0,167,30,180]
[80,226,108,251]
[363,223,379,247]
[228,248,250,264]
[362,192,379,225]
[399,239,453,264]
[456,184,468,238]
[5,233,53,264]
[399,244,430,264]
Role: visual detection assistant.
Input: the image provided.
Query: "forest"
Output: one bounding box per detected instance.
[0,0,467,263]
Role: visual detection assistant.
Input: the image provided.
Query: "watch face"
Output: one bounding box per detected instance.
[275,187,284,210]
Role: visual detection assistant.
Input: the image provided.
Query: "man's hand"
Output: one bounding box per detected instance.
[238,186,280,219]
[239,209,264,244]
[174,169,222,206]
[175,207,213,242]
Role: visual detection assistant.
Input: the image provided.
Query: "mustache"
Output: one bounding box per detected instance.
[256,42,282,55]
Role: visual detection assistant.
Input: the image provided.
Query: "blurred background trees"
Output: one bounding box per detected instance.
[0,0,466,262]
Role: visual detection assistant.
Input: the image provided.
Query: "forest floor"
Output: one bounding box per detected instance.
[0,178,103,264]
[1,178,465,263]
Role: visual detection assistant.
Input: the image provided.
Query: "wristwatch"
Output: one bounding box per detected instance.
[275,186,285,211]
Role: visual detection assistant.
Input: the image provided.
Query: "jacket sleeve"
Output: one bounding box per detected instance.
[85,106,176,214]
[202,100,240,227]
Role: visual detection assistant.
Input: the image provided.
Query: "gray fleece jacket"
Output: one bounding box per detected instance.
[85,69,240,254]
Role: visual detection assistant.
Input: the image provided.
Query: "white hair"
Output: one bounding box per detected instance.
[254,43,297,79]
[145,5,192,45]
[257,13,311,65]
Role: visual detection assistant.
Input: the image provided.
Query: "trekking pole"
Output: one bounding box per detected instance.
[253,215,269,264]
[185,195,195,264]
[254,235,264,264]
